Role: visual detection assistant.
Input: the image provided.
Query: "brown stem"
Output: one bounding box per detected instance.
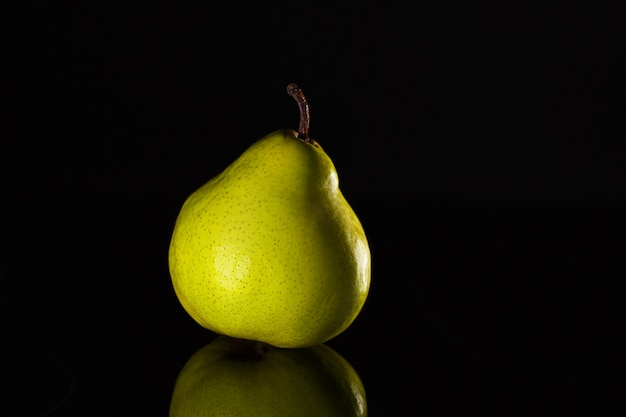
[286,83,311,141]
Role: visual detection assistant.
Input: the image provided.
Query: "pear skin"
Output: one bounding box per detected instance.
[169,129,370,348]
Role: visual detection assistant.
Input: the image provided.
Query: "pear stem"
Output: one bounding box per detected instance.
[286,83,311,141]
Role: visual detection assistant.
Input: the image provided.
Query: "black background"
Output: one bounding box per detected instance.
[2,1,624,416]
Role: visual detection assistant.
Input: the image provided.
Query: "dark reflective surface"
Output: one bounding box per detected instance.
[170,336,366,416]
[3,341,74,417]
[1,196,621,416]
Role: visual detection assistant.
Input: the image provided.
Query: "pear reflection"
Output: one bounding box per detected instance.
[170,336,367,417]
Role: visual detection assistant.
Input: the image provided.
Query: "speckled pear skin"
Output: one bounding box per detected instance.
[168,129,371,348]
[169,336,367,417]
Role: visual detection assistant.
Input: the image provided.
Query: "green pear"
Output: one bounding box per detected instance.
[168,84,371,348]
[169,336,367,417]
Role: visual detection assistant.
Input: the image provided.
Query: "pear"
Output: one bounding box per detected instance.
[169,336,367,417]
[168,84,371,348]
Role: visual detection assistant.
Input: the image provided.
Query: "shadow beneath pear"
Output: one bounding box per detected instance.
[170,336,367,417]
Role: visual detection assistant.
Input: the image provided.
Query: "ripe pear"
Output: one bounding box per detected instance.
[169,336,367,417]
[168,84,371,348]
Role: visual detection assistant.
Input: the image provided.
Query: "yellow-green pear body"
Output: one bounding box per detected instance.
[169,130,371,348]
[169,336,367,417]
